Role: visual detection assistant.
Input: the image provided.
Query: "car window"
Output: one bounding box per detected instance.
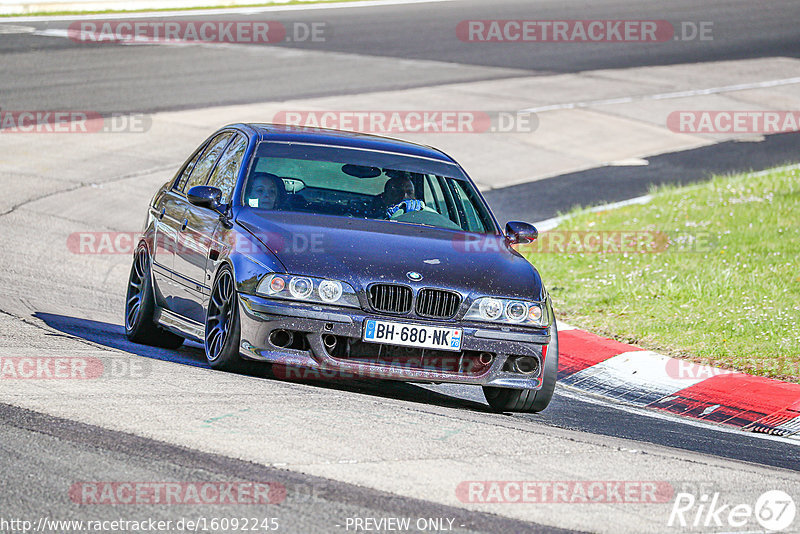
[450,179,487,232]
[254,157,387,195]
[207,134,248,204]
[422,175,439,210]
[244,143,497,234]
[174,146,205,192]
[182,132,234,192]
[424,174,457,224]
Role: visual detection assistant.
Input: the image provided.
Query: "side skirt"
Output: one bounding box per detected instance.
[154,307,205,343]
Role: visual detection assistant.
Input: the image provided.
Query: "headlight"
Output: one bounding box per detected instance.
[465,297,550,327]
[478,298,503,320]
[505,301,528,322]
[318,279,343,302]
[257,274,359,308]
[267,276,285,293]
[288,277,313,299]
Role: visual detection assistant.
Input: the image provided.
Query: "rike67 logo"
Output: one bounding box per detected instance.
[669,489,796,531]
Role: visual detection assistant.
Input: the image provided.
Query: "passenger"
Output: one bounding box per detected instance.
[245,172,286,210]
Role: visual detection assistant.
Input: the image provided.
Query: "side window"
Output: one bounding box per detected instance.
[423,174,447,215]
[207,134,248,204]
[450,179,489,233]
[434,175,461,225]
[183,132,234,192]
[174,147,205,191]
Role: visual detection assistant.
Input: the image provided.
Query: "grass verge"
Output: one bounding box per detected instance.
[524,165,800,382]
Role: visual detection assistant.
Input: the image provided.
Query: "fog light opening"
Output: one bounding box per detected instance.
[269,329,294,349]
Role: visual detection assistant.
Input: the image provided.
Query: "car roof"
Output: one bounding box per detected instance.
[233,123,458,164]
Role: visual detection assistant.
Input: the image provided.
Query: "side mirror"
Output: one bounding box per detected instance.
[505,221,538,245]
[187,185,223,211]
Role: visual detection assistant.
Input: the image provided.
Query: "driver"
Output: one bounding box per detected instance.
[245,172,286,210]
[381,173,425,219]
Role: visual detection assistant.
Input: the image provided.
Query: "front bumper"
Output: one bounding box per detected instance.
[237,293,553,390]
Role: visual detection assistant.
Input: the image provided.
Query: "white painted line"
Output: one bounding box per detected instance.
[749,162,800,177]
[564,350,707,407]
[533,217,563,232]
[520,76,800,114]
[534,194,652,232]
[649,77,800,100]
[533,163,800,232]
[1,0,454,22]
[33,27,204,45]
[587,194,653,212]
[525,96,635,113]
[0,23,35,33]
[774,416,800,437]
[556,384,800,446]
[608,158,649,167]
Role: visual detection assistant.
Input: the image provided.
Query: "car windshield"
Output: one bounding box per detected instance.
[242,142,498,234]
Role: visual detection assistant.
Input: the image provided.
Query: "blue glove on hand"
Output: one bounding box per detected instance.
[386,199,425,218]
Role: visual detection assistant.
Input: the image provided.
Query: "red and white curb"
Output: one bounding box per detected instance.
[557,323,800,439]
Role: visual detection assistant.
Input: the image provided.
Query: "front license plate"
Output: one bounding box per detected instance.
[363,319,462,352]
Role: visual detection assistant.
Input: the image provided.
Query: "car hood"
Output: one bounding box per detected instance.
[236,210,544,300]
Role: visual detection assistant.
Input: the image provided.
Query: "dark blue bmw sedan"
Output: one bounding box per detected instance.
[125,124,558,412]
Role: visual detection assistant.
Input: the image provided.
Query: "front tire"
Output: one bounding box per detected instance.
[483,319,559,413]
[125,246,184,349]
[205,265,246,372]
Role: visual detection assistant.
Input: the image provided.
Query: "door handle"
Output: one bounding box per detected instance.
[181,219,188,231]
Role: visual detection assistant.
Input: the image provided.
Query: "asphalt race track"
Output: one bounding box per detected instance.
[1,1,800,533]
[3,0,800,112]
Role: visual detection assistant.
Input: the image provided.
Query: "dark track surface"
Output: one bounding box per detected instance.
[1,0,798,112]
[34,312,800,473]
[484,131,800,223]
[0,402,569,534]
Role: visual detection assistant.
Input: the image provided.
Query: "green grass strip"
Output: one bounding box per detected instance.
[524,165,800,381]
